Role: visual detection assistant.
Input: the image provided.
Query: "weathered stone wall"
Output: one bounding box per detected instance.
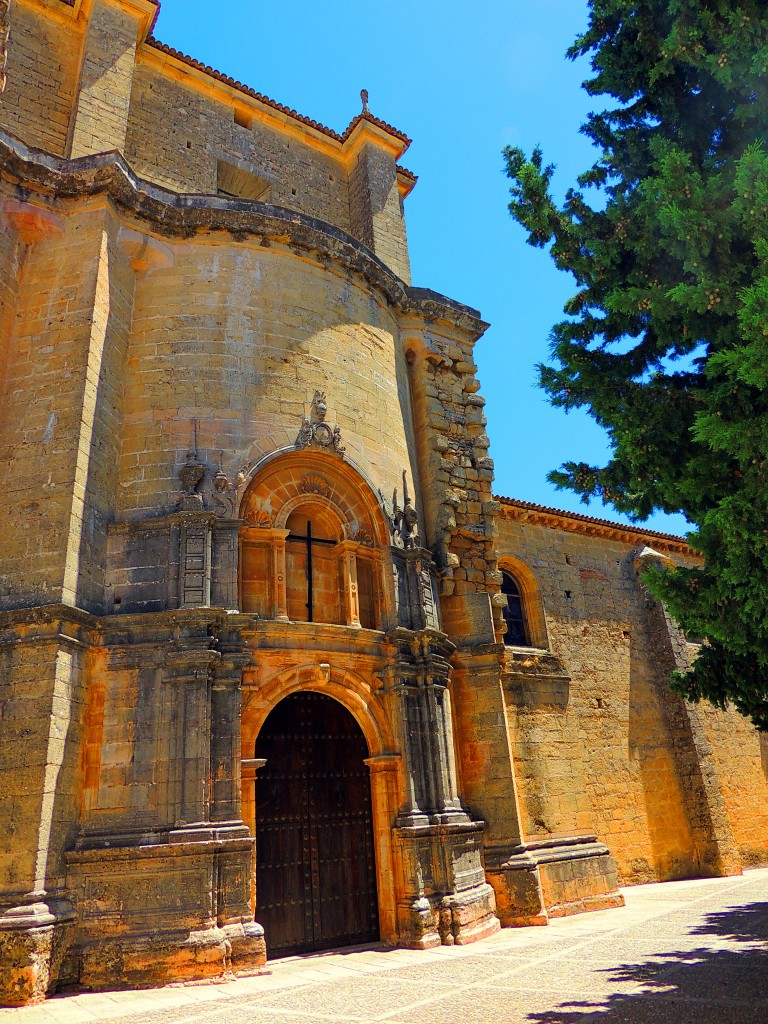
[124,63,353,231]
[0,198,134,613]
[69,0,142,159]
[0,0,81,156]
[349,141,410,283]
[118,240,417,516]
[698,707,768,867]
[3,0,768,1005]
[495,510,768,884]
[0,198,20,400]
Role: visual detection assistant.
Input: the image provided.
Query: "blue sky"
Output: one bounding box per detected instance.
[152,0,688,536]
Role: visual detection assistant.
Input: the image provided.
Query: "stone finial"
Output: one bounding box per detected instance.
[179,453,204,495]
[384,471,421,549]
[361,88,370,114]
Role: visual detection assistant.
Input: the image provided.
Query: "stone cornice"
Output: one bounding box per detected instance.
[0,130,486,339]
[496,495,695,556]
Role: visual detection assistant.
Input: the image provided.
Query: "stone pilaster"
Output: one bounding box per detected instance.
[178,504,213,610]
[0,608,94,1006]
[392,546,441,631]
[210,635,250,824]
[68,0,144,159]
[164,640,219,830]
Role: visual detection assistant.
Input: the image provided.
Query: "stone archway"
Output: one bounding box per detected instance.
[254,691,379,955]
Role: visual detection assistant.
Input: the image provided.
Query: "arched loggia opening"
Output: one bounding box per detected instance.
[254,691,379,956]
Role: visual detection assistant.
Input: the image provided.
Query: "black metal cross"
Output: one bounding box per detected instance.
[287,519,336,622]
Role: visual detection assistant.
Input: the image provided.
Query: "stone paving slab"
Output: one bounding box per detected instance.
[2,869,767,1023]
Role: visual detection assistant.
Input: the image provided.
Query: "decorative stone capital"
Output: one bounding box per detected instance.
[164,646,219,684]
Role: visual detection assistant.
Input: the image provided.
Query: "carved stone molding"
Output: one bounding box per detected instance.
[243,509,273,528]
[352,525,374,547]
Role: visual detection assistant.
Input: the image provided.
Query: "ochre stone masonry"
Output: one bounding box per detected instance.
[0,0,765,1006]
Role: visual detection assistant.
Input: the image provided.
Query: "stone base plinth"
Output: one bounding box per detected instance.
[66,835,264,991]
[77,921,266,992]
[487,834,624,927]
[0,898,75,1007]
[395,821,500,948]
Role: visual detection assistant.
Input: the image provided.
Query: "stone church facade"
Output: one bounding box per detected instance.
[0,0,766,1007]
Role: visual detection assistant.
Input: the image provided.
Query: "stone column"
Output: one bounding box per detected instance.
[364,755,400,943]
[386,632,498,949]
[393,678,430,826]
[271,529,290,622]
[240,758,266,917]
[391,631,467,826]
[0,615,88,1006]
[338,540,362,628]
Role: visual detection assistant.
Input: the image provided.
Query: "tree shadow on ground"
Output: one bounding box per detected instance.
[525,901,768,1024]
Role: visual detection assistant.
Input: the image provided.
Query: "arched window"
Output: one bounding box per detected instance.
[285,503,344,624]
[501,571,530,647]
[238,452,387,629]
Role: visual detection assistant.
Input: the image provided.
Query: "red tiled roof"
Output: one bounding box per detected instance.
[145,38,410,153]
[495,494,689,545]
[396,165,418,181]
[339,111,411,150]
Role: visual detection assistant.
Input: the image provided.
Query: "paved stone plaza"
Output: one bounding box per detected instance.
[1,869,766,1024]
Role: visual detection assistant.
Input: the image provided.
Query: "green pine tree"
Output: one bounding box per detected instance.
[504,1,768,728]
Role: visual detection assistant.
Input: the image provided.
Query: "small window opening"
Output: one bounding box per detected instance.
[234,109,252,129]
[501,571,531,647]
[216,160,270,202]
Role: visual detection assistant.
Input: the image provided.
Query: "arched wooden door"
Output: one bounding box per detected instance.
[255,692,379,956]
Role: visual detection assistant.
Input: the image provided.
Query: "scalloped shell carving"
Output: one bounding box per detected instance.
[353,526,375,547]
[300,474,331,498]
[245,509,273,528]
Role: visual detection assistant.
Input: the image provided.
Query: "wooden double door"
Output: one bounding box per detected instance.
[255,692,379,956]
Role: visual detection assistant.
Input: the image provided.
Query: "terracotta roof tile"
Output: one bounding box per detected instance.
[495,494,690,545]
[145,38,410,153]
[339,111,411,151]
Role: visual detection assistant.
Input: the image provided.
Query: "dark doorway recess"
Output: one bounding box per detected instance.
[255,691,379,956]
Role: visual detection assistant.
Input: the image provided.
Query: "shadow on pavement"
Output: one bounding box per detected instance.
[526,901,768,1024]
